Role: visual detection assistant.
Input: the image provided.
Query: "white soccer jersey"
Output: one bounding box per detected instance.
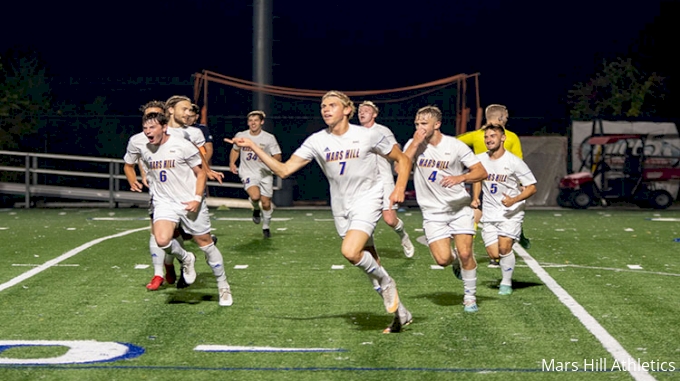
[476,151,537,222]
[404,134,480,218]
[124,132,151,174]
[366,123,399,186]
[167,126,205,148]
[123,135,202,206]
[232,130,282,178]
[293,124,393,215]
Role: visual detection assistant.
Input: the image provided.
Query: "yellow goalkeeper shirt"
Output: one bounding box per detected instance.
[456,128,523,159]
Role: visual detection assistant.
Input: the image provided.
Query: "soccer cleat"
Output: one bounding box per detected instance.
[381,278,400,314]
[383,308,413,334]
[401,233,415,258]
[211,234,218,245]
[263,228,271,238]
[519,232,531,249]
[219,287,233,306]
[146,275,164,291]
[488,259,500,268]
[499,285,513,295]
[463,298,479,313]
[180,252,197,285]
[164,264,176,285]
[176,273,189,289]
[252,209,261,224]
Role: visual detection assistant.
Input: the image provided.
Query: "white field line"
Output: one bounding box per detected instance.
[514,244,655,381]
[522,263,680,277]
[0,227,149,293]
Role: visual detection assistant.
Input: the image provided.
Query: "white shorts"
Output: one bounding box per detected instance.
[381,181,399,211]
[152,200,212,236]
[481,219,522,247]
[333,197,382,238]
[422,206,475,245]
[241,173,274,198]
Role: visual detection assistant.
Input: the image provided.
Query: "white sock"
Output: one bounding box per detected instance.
[200,243,229,289]
[393,218,406,239]
[166,234,186,265]
[355,251,390,288]
[149,235,165,277]
[160,239,189,262]
[461,267,477,301]
[262,208,273,229]
[499,251,516,287]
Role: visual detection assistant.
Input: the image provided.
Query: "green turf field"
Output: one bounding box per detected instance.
[0,206,678,381]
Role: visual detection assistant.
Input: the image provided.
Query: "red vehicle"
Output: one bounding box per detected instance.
[557,134,680,209]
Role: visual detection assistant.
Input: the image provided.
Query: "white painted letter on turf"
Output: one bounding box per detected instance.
[0,340,144,364]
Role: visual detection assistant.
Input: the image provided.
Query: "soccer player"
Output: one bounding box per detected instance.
[124,112,233,306]
[471,124,537,295]
[133,100,181,290]
[357,101,415,258]
[403,105,488,313]
[227,110,282,238]
[165,95,224,184]
[187,103,214,164]
[227,91,413,333]
[457,104,531,267]
[166,96,220,255]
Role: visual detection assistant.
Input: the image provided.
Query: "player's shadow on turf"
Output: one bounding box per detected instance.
[166,290,215,304]
[416,291,492,307]
[163,273,221,304]
[375,248,408,259]
[483,280,543,291]
[232,237,276,254]
[278,312,405,331]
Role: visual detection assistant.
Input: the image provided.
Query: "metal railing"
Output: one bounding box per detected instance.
[0,150,281,208]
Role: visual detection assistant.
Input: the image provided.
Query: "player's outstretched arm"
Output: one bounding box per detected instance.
[226,137,309,178]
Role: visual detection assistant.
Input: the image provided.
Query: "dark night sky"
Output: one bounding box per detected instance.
[1,0,676,123]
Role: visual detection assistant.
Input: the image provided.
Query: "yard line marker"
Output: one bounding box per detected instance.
[514,244,655,381]
[520,263,680,277]
[213,217,291,221]
[88,217,150,221]
[234,265,249,269]
[12,264,79,267]
[194,345,346,353]
[626,265,643,270]
[648,218,680,222]
[0,227,149,293]
[331,265,344,270]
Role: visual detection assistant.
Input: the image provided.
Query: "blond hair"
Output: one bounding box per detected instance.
[484,104,509,126]
[165,95,192,110]
[415,105,443,122]
[322,90,356,119]
[358,100,379,115]
[247,110,266,120]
